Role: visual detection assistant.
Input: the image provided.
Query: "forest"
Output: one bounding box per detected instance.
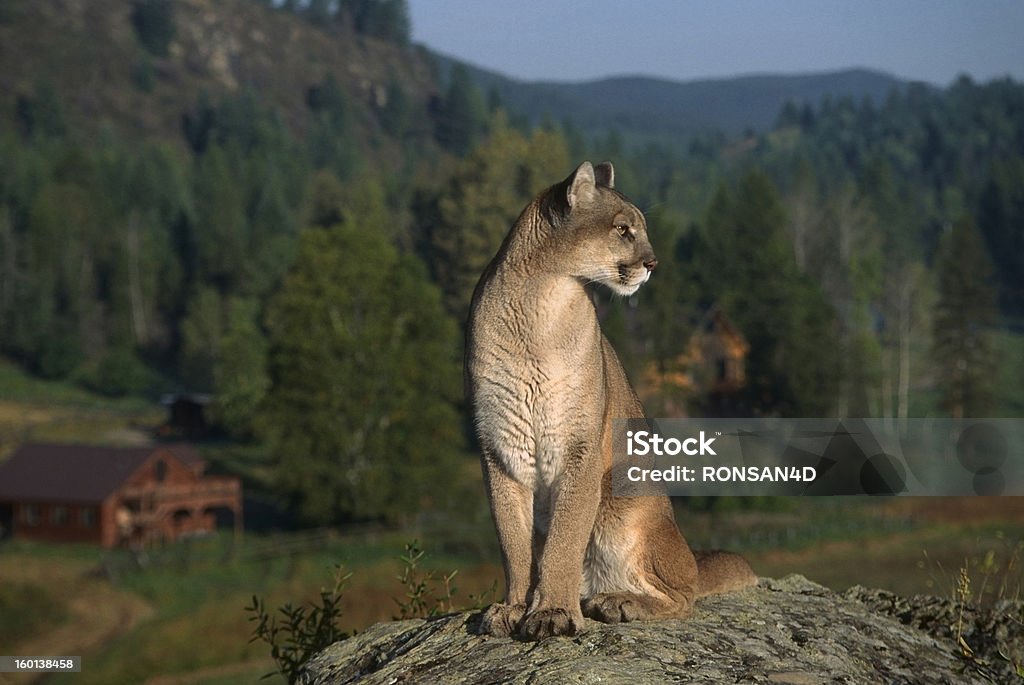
[1,0,1023,527]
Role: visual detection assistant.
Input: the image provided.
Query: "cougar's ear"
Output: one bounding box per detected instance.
[567,161,597,209]
[594,161,614,189]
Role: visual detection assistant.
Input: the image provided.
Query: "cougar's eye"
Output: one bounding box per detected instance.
[615,224,630,238]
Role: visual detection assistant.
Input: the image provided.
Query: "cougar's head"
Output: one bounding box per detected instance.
[555,161,657,296]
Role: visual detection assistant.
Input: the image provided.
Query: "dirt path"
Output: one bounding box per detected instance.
[0,555,153,685]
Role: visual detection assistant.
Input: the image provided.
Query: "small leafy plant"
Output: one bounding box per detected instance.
[393,539,459,619]
[943,541,1024,681]
[247,564,352,684]
[247,540,501,681]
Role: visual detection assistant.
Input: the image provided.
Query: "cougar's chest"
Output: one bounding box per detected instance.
[469,281,602,490]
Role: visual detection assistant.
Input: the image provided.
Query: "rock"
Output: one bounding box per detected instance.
[299,575,1022,685]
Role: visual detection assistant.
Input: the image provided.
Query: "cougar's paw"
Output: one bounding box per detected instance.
[477,603,526,637]
[517,607,582,641]
[582,592,649,623]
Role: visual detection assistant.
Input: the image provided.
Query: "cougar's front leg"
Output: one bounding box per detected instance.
[478,448,533,637]
[519,440,602,640]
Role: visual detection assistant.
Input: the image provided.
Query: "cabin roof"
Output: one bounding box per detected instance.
[0,443,201,504]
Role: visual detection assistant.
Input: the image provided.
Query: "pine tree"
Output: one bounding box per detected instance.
[932,218,999,418]
[192,145,248,291]
[15,79,67,140]
[130,0,175,57]
[349,0,411,43]
[380,78,412,137]
[179,286,223,391]
[434,65,487,156]
[977,159,1024,315]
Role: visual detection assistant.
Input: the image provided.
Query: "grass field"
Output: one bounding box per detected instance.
[2,350,1024,684]
[0,359,163,457]
[2,500,1023,684]
[1,530,501,685]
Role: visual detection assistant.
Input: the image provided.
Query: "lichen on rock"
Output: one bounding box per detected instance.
[299,575,1022,685]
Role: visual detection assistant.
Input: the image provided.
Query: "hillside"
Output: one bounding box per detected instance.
[0,0,438,152]
[0,1,911,158]
[436,53,910,142]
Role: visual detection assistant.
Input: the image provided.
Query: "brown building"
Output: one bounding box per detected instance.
[0,443,242,548]
[643,305,750,416]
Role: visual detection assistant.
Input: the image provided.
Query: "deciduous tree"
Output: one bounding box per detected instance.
[263,207,465,524]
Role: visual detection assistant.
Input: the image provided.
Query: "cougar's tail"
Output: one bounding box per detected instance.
[694,550,758,597]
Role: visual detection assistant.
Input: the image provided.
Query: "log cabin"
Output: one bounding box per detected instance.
[0,443,242,547]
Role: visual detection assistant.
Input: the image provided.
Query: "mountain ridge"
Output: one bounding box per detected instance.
[433,52,914,143]
[0,1,926,155]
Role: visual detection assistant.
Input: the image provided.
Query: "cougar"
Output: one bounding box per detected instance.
[466,161,756,641]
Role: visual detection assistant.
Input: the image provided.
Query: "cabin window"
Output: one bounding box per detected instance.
[155,458,167,482]
[51,506,69,526]
[79,507,97,528]
[716,358,727,381]
[21,504,40,526]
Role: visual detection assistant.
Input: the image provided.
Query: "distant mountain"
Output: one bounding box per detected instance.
[0,0,912,154]
[435,55,911,144]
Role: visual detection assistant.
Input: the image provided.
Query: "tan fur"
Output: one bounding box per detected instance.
[466,161,757,640]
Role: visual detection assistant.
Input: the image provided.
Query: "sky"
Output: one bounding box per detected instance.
[407,1,1024,86]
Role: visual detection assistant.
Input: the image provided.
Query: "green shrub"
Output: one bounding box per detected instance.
[85,346,157,397]
[247,565,351,684]
[130,0,175,57]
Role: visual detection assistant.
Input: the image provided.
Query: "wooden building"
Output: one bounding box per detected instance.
[0,443,242,548]
[158,393,212,439]
[643,305,750,416]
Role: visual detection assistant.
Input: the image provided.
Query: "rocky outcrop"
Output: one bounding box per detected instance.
[299,575,1023,685]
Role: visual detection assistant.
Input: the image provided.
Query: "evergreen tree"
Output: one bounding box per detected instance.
[15,80,67,140]
[180,286,224,391]
[348,0,411,43]
[380,78,413,137]
[633,211,702,374]
[306,74,348,119]
[932,218,999,418]
[247,169,299,296]
[306,75,361,179]
[130,0,175,57]
[977,159,1024,314]
[21,176,109,377]
[192,145,248,291]
[183,90,216,154]
[434,65,487,156]
[693,173,839,416]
